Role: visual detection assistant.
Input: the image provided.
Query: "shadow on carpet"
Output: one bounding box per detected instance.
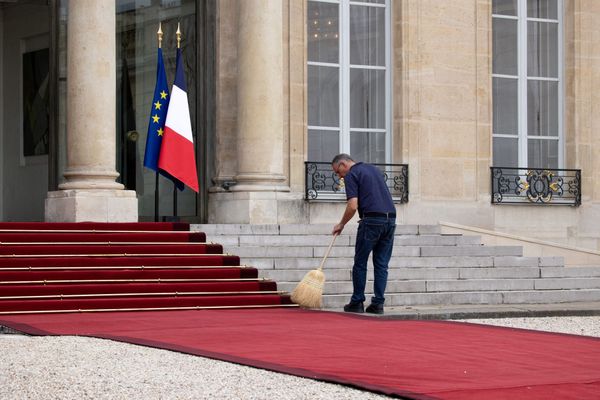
[1,308,599,399]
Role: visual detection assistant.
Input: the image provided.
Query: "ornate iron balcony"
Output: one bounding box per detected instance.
[491,167,581,206]
[305,161,409,203]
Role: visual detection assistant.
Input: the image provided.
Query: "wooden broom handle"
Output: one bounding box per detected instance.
[318,232,339,271]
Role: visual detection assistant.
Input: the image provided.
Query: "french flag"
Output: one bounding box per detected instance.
[158,48,199,192]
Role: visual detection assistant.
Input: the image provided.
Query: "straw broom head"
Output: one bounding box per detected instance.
[290,233,338,309]
[291,268,325,309]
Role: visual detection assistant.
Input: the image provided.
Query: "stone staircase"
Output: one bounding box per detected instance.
[193,224,600,310]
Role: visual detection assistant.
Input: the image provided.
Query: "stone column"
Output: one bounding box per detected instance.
[233,0,288,192]
[208,0,289,223]
[45,0,137,222]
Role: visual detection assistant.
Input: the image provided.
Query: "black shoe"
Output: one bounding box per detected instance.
[365,303,384,315]
[343,301,364,313]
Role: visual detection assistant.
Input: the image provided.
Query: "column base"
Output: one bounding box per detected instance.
[45,189,138,222]
[230,173,289,192]
[208,191,306,224]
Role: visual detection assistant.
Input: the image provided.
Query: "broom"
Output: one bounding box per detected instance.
[291,232,339,309]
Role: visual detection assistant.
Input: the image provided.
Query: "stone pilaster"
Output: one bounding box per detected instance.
[45,0,137,222]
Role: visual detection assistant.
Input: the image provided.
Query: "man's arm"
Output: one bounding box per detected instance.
[333,197,358,235]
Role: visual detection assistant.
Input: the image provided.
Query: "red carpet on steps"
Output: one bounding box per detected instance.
[1,308,599,400]
[0,222,293,313]
[0,222,191,231]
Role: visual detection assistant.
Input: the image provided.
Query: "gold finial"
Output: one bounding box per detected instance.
[176,22,181,49]
[157,22,163,48]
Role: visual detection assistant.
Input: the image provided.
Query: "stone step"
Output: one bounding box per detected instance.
[246,256,551,270]
[230,246,423,258]
[244,256,562,271]
[216,234,481,247]
[533,278,600,290]
[193,224,443,236]
[278,280,427,294]
[261,267,543,282]
[264,265,600,283]
[279,224,442,235]
[229,245,523,258]
[458,267,541,279]
[241,256,496,270]
[278,277,600,295]
[321,289,600,308]
[188,224,600,310]
[263,269,352,282]
[541,266,600,278]
[420,245,523,257]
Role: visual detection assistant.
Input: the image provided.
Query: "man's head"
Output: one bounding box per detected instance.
[331,154,355,178]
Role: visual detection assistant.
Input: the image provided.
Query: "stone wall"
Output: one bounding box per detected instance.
[207,0,600,251]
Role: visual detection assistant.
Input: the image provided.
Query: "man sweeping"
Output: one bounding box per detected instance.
[331,154,396,315]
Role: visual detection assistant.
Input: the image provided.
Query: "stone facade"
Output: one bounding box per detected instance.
[1,1,600,249]
[206,0,600,250]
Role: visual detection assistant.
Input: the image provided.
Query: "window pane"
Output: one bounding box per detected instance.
[493,18,518,75]
[528,139,559,168]
[350,131,386,164]
[307,1,339,63]
[527,21,558,78]
[528,80,558,136]
[527,0,558,19]
[350,5,385,66]
[350,68,385,129]
[493,137,519,167]
[308,129,340,162]
[493,0,518,16]
[308,65,339,127]
[493,77,518,135]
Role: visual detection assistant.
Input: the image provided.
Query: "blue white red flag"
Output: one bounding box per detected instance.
[143,47,184,190]
[158,48,199,192]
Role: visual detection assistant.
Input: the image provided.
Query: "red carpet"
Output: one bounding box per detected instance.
[0,222,191,231]
[0,222,293,313]
[1,308,599,399]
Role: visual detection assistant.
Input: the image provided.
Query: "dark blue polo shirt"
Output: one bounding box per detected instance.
[344,162,395,218]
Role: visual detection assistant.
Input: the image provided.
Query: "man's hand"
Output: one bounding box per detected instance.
[332,197,357,236]
[332,223,345,235]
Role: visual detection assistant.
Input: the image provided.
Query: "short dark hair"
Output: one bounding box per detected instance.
[331,153,354,165]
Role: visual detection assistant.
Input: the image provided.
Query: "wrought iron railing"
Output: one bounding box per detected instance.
[490,167,581,206]
[305,161,409,203]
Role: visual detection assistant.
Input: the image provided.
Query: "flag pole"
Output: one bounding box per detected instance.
[171,22,182,220]
[153,23,164,222]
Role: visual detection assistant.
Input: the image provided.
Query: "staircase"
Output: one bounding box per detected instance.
[194,223,600,310]
[0,222,294,314]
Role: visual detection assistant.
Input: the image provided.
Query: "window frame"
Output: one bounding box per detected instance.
[492,0,564,169]
[307,0,392,163]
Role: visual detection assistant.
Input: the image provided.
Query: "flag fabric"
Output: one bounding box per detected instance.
[143,48,169,171]
[158,48,199,193]
[143,48,183,190]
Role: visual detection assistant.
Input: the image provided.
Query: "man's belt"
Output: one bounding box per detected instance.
[363,212,396,218]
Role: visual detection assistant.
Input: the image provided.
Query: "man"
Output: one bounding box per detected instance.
[332,153,396,315]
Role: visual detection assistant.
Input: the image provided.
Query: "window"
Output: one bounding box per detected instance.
[492,0,562,169]
[307,0,390,163]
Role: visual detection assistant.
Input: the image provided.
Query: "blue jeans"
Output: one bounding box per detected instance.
[351,216,396,305]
